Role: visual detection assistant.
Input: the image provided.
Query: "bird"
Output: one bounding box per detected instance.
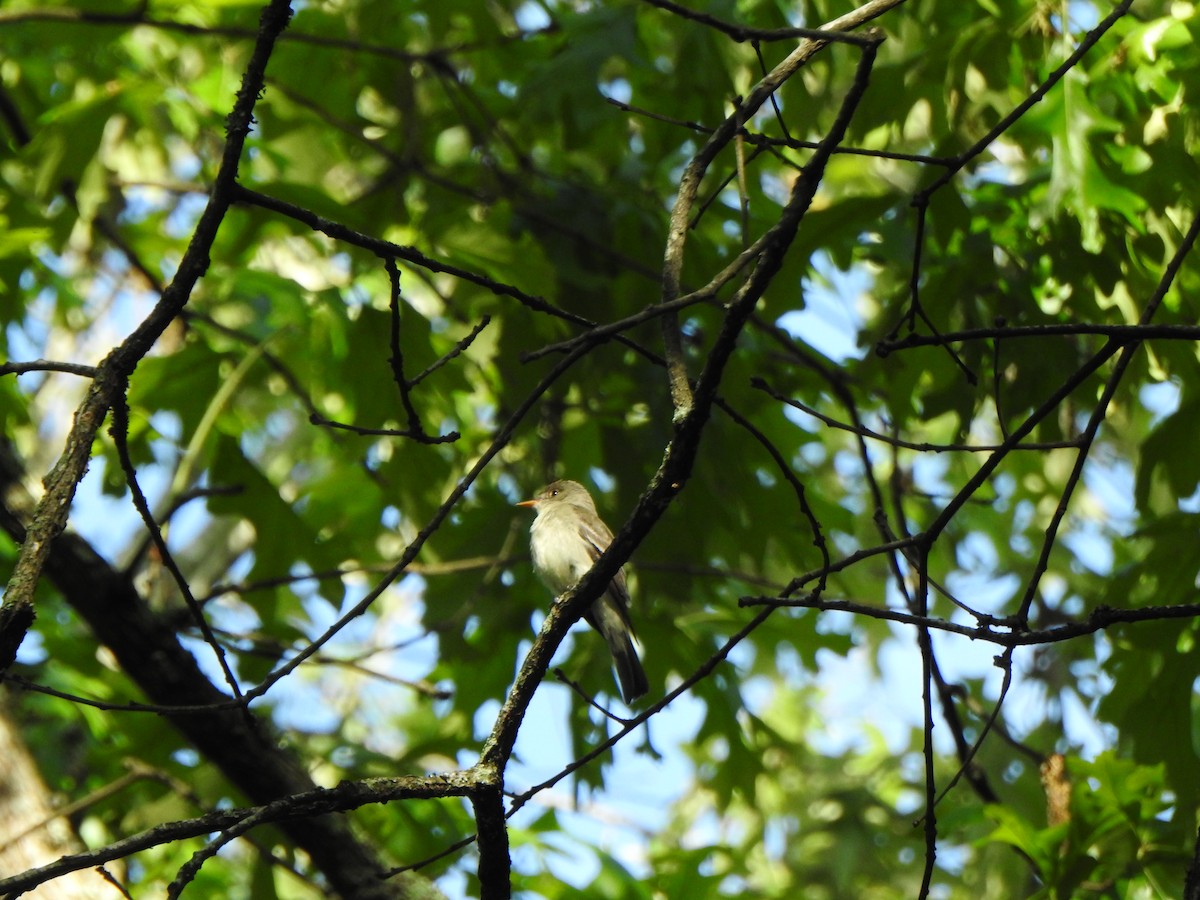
[517,479,649,704]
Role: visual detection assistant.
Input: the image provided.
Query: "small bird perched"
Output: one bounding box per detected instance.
[517,480,649,704]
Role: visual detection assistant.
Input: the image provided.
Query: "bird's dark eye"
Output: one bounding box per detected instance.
[550,489,559,496]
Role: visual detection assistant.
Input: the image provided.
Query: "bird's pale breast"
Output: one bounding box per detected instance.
[529,509,591,595]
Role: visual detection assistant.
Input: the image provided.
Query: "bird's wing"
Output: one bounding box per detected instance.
[577,518,634,623]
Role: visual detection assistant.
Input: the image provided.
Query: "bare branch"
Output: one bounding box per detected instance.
[739,593,1200,647]
[0,360,98,378]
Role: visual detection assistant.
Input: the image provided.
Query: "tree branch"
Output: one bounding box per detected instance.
[0,0,295,670]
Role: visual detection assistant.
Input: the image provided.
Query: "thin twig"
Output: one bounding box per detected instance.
[641,0,884,46]
[0,359,98,378]
[878,321,1200,356]
[738,593,1200,646]
[751,377,1084,452]
[108,391,246,705]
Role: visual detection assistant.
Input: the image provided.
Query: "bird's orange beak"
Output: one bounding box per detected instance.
[516,499,538,508]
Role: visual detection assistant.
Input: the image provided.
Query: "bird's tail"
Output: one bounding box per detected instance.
[610,631,649,705]
[592,597,649,704]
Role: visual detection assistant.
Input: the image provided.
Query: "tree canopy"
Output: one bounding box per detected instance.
[2,0,1200,897]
